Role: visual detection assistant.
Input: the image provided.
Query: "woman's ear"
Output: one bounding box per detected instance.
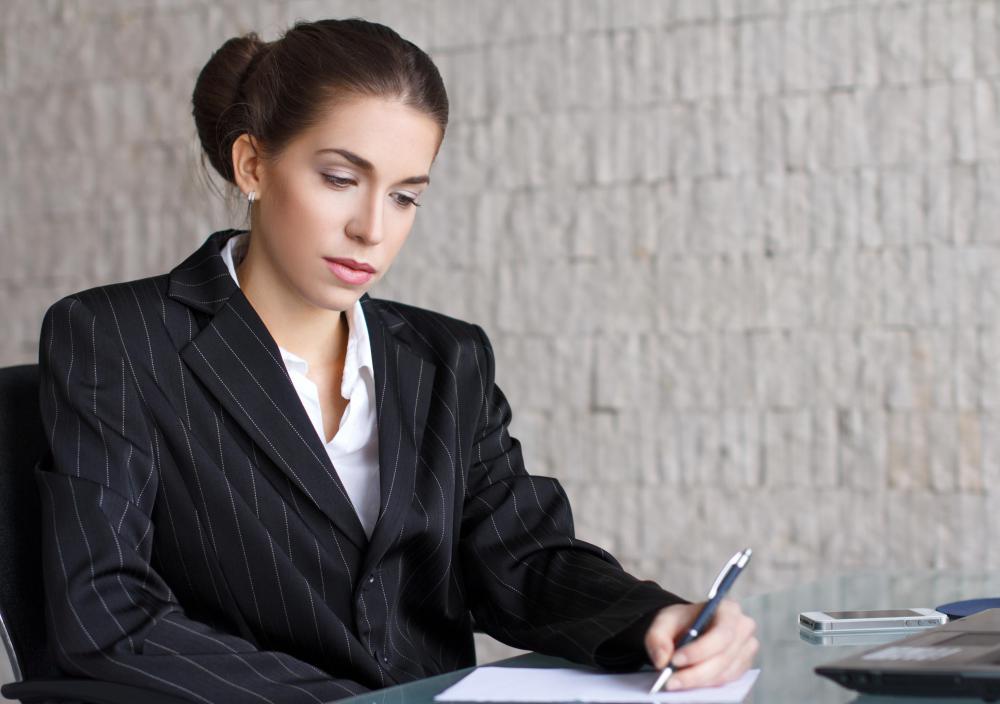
[232,133,263,196]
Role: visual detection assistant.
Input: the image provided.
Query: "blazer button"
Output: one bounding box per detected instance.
[368,575,375,584]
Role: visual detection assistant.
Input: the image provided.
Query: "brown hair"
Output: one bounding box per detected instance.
[191,17,449,195]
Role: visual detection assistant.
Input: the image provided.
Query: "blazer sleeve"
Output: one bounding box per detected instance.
[35,295,368,704]
[458,324,690,672]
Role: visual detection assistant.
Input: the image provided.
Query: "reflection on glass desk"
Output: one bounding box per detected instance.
[338,570,1000,704]
[797,627,922,648]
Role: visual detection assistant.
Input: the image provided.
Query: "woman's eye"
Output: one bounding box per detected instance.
[323,174,354,188]
[392,192,421,208]
[323,174,420,208]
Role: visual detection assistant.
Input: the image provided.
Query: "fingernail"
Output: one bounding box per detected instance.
[655,649,669,668]
[672,652,687,667]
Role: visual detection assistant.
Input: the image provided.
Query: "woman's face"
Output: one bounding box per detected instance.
[238,95,442,313]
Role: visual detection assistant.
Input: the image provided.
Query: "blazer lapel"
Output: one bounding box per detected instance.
[166,229,368,549]
[361,297,436,574]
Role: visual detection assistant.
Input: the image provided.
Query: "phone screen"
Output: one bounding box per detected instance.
[825,609,921,619]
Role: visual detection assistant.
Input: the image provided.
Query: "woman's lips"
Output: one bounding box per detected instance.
[324,257,374,285]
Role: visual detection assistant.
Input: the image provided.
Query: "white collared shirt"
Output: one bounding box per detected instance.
[221,232,381,539]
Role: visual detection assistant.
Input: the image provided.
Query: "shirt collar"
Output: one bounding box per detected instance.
[220,231,374,396]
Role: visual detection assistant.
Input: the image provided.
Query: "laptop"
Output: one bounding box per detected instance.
[815,608,1000,699]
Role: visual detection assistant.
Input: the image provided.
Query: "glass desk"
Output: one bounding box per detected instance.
[339,570,1000,704]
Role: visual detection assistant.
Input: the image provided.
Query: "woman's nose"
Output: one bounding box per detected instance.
[345,193,384,244]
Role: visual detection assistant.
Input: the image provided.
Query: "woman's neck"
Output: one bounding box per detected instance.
[236,238,349,372]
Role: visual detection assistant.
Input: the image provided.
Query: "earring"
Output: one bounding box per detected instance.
[247,191,256,204]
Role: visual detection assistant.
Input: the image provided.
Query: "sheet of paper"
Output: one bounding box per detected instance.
[434,666,760,703]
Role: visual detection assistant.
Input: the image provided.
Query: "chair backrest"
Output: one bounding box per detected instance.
[0,363,58,681]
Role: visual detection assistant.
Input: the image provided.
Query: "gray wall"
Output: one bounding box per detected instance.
[3,0,999,667]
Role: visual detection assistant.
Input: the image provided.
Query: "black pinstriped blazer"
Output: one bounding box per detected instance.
[34,228,685,703]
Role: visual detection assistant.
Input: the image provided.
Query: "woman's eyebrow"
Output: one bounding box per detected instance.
[315,147,430,185]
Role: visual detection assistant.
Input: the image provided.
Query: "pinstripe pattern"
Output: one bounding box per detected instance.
[35,228,686,702]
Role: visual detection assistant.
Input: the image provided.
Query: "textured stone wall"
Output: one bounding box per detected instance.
[3,0,999,668]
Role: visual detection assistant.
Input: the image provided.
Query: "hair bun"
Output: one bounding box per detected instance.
[191,32,271,184]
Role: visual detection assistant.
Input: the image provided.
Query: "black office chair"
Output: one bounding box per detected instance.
[0,364,186,704]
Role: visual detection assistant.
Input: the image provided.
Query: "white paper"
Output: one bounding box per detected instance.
[433,667,760,703]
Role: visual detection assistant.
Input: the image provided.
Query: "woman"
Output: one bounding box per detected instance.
[35,18,757,703]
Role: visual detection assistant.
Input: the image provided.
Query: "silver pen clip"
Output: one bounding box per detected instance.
[707,550,743,599]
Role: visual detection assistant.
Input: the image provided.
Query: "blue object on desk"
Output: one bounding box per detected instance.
[935,598,1000,619]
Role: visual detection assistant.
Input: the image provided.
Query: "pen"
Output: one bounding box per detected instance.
[648,548,753,695]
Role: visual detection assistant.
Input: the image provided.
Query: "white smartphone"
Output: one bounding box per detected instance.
[798,608,948,633]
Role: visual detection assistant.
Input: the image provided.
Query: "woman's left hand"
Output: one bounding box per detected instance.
[643,599,758,690]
